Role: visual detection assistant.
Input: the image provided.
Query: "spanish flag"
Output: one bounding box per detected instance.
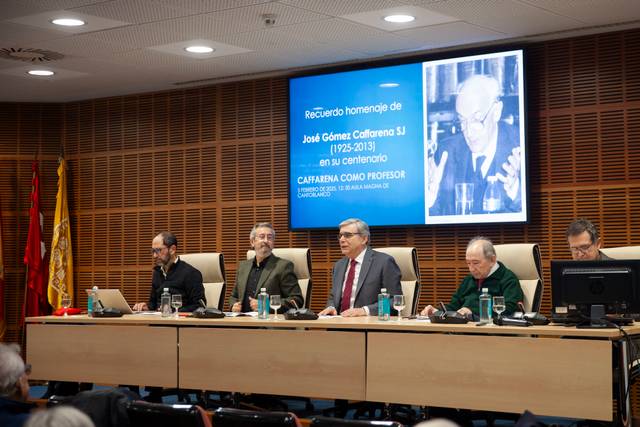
[48,158,73,309]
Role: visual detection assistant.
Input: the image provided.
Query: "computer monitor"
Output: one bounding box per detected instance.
[551,259,640,317]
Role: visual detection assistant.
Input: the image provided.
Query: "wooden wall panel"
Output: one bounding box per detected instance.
[2,26,640,415]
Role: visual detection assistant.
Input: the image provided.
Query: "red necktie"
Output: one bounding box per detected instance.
[477,278,484,291]
[340,259,357,313]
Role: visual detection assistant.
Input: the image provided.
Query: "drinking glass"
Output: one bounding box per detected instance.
[61,294,72,316]
[270,295,282,320]
[455,182,474,215]
[393,295,406,321]
[493,296,506,319]
[171,294,182,319]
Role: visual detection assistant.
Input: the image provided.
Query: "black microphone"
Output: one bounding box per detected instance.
[199,299,206,309]
[517,301,527,316]
[289,299,299,310]
[439,301,447,318]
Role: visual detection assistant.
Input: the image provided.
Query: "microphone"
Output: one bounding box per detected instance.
[289,299,299,310]
[517,301,527,316]
[438,301,447,318]
[199,299,206,309]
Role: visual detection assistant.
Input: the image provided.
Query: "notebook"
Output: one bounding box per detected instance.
[94,289,134,314]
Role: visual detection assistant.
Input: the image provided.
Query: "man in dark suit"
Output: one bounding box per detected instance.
[566,218,612,261]
[229,223,303,312]
[319,218,402,317]
[428,74,522,216]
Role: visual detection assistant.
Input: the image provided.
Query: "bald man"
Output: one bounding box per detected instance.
[427,74,522,216]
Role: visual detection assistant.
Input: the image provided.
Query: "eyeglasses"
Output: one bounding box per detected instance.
[255,234,275,241]
[569,243,595,254]
[457,101,497,132]
[24,363,32,376]
[338,232,362,240]
[150,247,167,255]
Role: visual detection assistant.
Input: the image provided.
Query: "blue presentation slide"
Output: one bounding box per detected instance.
[289,63,425,229]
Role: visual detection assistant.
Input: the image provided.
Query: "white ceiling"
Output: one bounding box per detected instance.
[1,0,639,102]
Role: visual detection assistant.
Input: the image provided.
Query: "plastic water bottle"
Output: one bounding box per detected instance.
[479,288,493,323]
[87,286,98,317]
[483,176,502,213]
[378,288,390,321]
[161,288,172,317]
[258,288,270,319]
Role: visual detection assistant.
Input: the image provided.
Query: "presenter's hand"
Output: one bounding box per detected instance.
[249,297,258,311]
[231,302,242,312]
[420,305,436,316]
[457,307,473,317]
[341,307,367,317]
[426,151,448,208]
[496,146,521,201]
[319,307,337,316]
[133,302,148,312]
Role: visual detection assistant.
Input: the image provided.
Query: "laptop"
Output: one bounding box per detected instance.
[94,289,134,314]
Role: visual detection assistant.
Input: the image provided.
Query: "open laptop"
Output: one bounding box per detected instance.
[94,289,134,314]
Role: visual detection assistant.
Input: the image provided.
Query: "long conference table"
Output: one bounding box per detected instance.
[25,314,638,425]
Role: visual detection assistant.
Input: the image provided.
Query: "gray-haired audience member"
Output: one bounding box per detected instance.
[0,343,36,427]
[25,407,95,427]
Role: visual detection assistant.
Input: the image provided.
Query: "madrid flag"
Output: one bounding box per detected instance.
[23,161,49,320]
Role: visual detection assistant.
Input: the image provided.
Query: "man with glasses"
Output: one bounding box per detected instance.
[229,223,303,312]
[133,231,205,312]
[319,218,402,317]
[427,74,522,216]
[0,343,35,427]
[566,218,612,261]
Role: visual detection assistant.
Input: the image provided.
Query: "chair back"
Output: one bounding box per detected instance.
[126,401,212,427]
[373,247,420,316]
[180,253,226,310]
[493,243,543,312]
[600,246,640,260]
[311,416,404,426]
[247,248,312,308]
[212,407,302,427]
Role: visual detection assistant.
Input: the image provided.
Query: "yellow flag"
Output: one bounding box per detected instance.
[48,158,73,309]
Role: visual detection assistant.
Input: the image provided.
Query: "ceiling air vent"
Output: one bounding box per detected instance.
[0,47,64,62]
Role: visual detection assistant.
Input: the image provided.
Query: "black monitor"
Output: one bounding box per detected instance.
[551,260,640,319]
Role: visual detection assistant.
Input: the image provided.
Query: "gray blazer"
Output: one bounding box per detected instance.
[326,248,402,315]
[229,255,303,311]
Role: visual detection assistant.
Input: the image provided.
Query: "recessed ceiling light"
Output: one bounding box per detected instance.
[184,46,214,54]
[51,18,86,27]
[383,14,415,23]
[379,83,399,88]
[27,70,55,76]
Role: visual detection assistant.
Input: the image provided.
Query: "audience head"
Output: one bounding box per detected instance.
[25,406,95,427]
[413,419,460,427]
[338,218,370,259]
[250,222,276,261]
[465,236,497,280]
[0,343,30,401]
[566,218,602,260]
[152,231,178,268]
[456,74,503,155]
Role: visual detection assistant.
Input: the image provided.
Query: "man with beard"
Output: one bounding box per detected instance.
[133,231,205,312]
[229,223,303,312]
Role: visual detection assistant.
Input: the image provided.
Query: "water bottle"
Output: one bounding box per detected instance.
[479,288,493,323]
[87,286,98,317]
[257,288,270,319]
[161,288,172,317]
[482,176,502,213]
[377,288,390,321]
